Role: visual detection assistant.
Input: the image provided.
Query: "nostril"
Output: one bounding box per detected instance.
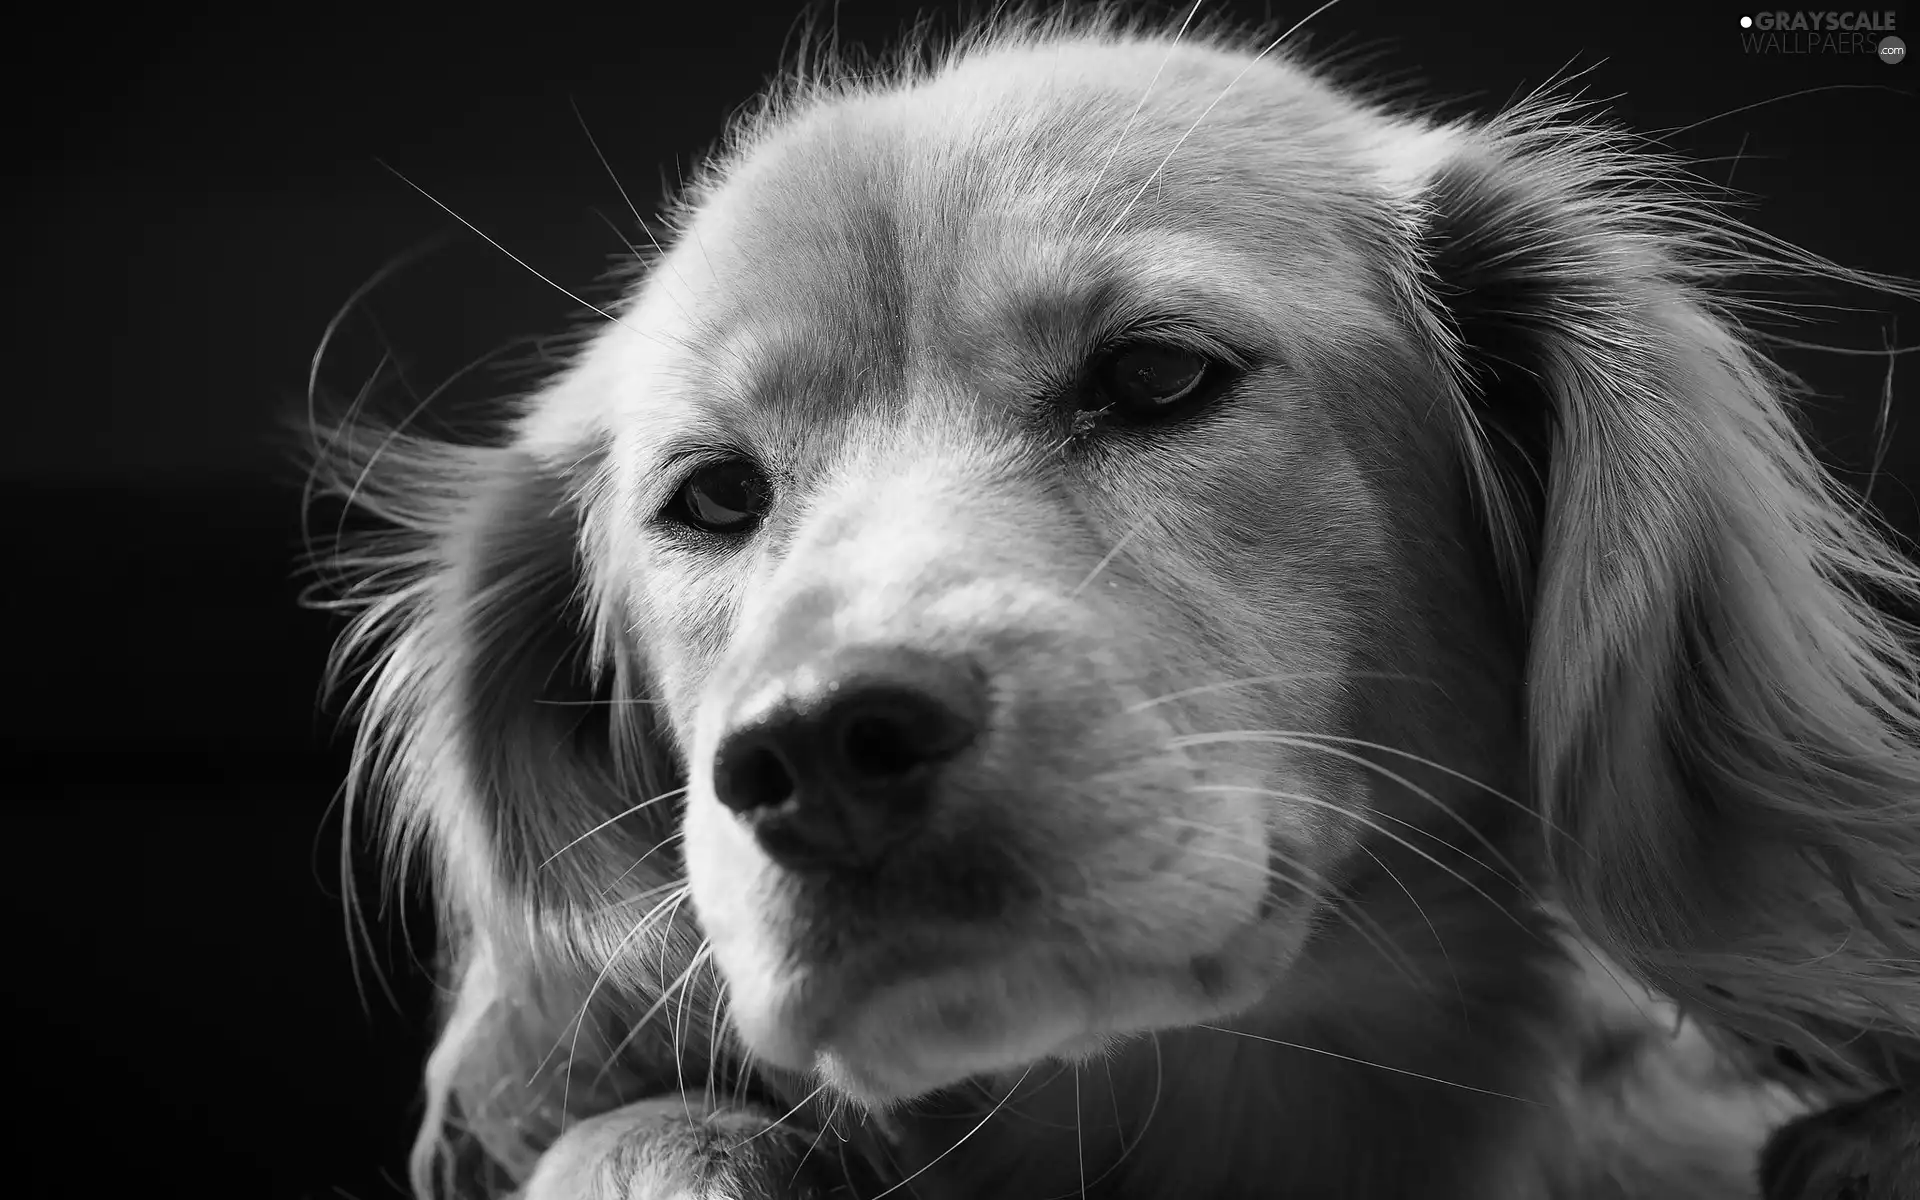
[714,739,797,814]
[840,712,927,780]
[835,695,979,784]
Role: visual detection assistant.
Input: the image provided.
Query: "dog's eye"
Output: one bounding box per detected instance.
[1092,343,1219,419]
[670,460,771,534]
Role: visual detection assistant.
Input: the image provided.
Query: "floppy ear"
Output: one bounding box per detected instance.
[304,415,706,1190]
[1409,104,1920,1081]
[308,423,680,912]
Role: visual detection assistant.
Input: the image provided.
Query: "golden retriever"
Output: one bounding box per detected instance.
[307,7,1920,1198]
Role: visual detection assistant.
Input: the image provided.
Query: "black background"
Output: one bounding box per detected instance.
[7,2,1915,1197]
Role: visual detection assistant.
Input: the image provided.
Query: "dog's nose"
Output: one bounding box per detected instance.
[711,647,987,870]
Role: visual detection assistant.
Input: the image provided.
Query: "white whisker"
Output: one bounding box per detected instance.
[1194,1024,1543,1105]
[732,1081,830,1154]
[871,1065,1036,1199]
[378,161,664,348]
[1176,730,1532,881]
[1070,513,1153,599]
[1095,0,1349,251]
[1124,670,1439,712]
[539,787,688,869]
[552,893,691,1127]
[1185,783,1531,936]
[1067,0,1207,238]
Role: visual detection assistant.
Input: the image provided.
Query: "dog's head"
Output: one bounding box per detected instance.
[310,11,1920,1182]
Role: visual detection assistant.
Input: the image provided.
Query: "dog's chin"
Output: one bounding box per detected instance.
[726,919,1307,1106]
[806,983,1117,1105]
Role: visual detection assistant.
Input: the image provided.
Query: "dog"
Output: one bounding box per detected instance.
[306,8,1920,1198]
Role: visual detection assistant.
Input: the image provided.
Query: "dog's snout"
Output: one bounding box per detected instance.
[711,647,988,870]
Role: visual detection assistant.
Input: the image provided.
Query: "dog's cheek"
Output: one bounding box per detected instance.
[1013,720,1276,951]
[617,537,752,741]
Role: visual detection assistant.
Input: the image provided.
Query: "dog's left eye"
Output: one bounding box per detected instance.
[669,459,771,535]
[1092,343,1220,419]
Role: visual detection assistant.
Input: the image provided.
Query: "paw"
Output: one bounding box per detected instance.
[523,1101,866,1200]
[1760,1088,1920,1200]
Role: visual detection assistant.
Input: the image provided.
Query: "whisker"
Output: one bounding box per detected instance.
[1095,1032,1165,1185]
[1124,670,1440,713]
[788,1092,839,1190]
[1182,727,1541,830]
[568,94,699,313]
[1175,731,1529,881]
[871,1064,1036,1198]
[531,695,669,707]
[1653,82,1907,140]
[1074,1063,1087,1200]
[1067,0,1207,238]
[1153,820,1428,986]
[734,1043,761,1115]
[1194,1024,1543,1105]
[732,1081,830,1153]
[1070,513,1154,599]
[590,877,686,914]
[1185,784,1530,935]
[704,977,729,1112]
[1095,0,1349,251]
[534,884,690,1083]
[1278,730,1563,836]
[1360,844,1467,1017]
[377,161,663,349]
[595,829,687,901]
[539,787,688,869]
[672,946,705,1123]
[552,894,691,1127]
[596,937,714,1085]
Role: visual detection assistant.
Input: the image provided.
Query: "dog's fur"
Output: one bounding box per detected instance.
[307,9,1920,1198]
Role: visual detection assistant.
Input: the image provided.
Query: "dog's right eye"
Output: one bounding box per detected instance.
[668,460,771,535]
[1085,339,1240,425]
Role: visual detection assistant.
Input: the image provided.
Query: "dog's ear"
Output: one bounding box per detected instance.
[304,413,708,1191]
[1405,105,1920,1079]
[303,412,694,920]
[307,422,680,916]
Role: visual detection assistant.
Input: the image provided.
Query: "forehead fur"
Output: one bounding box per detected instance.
[526,26,1459,473]
[691,35,1420,306]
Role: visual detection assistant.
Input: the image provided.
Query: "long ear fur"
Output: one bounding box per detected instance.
[303,415,714,1194]
[1412,99,1920,1083]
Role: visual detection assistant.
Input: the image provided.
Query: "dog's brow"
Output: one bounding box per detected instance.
[1051,258,1276,342]
[627,244,1295,484]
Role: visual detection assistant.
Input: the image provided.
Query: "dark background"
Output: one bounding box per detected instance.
[7,1,1915,1196]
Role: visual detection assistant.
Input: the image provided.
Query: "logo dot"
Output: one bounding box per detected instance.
[1740,14,1753,27]
[1880,35,1907,64]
